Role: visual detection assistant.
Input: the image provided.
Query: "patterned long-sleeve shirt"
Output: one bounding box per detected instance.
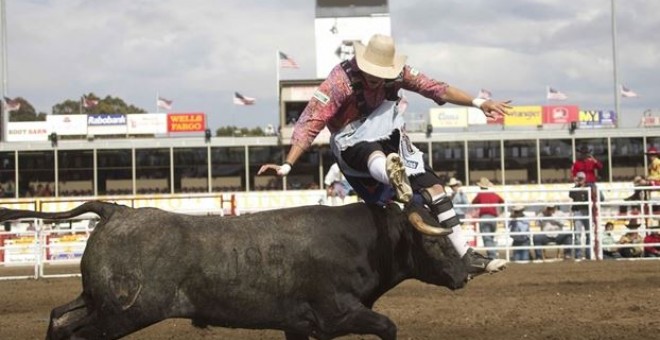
[290,58,449,150]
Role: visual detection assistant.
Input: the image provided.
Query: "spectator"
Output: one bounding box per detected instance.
[569,172,591,260]
[533,205,571,260]
[571,145,602,185]
[471,177,505,258]
[323,163,353,205]
[646,147,660,185]
[447,177,468,222]
[643,223,660,257]
[601,222,621,259]
[508,205,530,261]
[618,222,643,258]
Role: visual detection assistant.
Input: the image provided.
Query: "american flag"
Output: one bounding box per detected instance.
[621,85,639,98]
[82,95,99,109]
[477,88,492,100]
[233,92,255,106]
[3,97,21,111]
[157,97,173,110]
[279,51,299,69]
[546,87,567,101]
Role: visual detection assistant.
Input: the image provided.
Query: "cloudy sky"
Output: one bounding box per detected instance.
[5,0,659,130]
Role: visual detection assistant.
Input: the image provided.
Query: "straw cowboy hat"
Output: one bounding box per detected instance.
[354,34,407,79]
[645,146,659,155]
[447,177,461,187]
[477,177,493,188]
[513,205,525,212]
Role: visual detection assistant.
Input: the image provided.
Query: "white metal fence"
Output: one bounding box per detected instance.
[1,184,659,280]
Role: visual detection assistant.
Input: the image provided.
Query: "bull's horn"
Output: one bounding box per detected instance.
[407,211,453,236]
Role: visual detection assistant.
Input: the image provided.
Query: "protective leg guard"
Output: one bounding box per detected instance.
[421,190,461,229]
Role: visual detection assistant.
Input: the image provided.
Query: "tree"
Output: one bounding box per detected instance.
[6,97,47,121]
[52,93,147,115]
[215,126,266,137]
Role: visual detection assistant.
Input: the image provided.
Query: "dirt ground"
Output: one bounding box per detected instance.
[1,260,660,340]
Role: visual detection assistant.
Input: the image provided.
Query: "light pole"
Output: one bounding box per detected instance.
[0,0,7,142]
[611,0,621,123]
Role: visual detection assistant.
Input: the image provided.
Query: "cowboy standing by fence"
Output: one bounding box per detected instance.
[259,33,511,276]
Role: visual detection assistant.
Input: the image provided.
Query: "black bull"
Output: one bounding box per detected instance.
[0,201,469,340]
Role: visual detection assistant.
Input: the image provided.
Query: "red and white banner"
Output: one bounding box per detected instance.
[167,113,206,132]
[542,105,579,124]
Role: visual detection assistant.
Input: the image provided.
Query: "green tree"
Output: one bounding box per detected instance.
[52,93,147,115]
[6,97,47,121]
[215,126,266,137]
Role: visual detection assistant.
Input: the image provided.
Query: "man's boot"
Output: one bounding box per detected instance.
[463,248,507,277]
[386,153,413,203]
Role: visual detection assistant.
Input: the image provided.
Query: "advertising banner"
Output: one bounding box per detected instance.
[429,107,468,128]
[48,234,88,261]
[542,105,579,124]
[505,106,542,126]
[47,114,88,135]
[579,110,617,128]
[127,113,168,134]
[2,236,38,264]
[5,122,49,142]
[467,107,489,125]
[642,116,660,127]
[167,113,206,133]
[87,114,127,135]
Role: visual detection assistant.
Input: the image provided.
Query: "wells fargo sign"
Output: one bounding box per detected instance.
[167,113,206,132]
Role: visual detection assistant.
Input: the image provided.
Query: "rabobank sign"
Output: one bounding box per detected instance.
[88,114,127,126]
[87,114,128,135]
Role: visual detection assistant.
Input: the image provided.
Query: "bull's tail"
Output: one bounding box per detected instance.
[0,201,123,223]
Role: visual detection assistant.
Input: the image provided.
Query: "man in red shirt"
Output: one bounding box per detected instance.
[571,146,602,184]
[471,177,505,258]
[644,224,660,257]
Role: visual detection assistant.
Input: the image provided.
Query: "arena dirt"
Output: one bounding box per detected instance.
[1,260,659,340]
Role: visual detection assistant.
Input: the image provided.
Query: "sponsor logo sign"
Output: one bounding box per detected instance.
[505,106,542,126]
[167,113,206,132]
[87,114,127,135]
[542,105,579,124]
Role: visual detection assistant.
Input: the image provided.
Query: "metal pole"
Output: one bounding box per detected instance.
[611,0,621,121]
[1,0,8,142]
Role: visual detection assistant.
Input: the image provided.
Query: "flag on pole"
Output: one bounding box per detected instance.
[157,97,173,110]
[477,88,492,100]
[3,97,21,111]
[82,95,99,108]
[546,87,568,101]
[233,92,255,105]
[621,85,638,98]
[278,51,299,69]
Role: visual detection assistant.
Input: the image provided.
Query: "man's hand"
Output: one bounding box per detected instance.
[258,163,291,176]
[481,100,512,121]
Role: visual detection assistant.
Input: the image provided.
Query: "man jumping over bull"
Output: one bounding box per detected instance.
[259,33,511,277]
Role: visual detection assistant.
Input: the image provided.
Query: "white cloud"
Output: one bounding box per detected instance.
[4,0,659,129]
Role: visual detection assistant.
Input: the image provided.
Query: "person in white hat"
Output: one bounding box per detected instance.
[447,178,468,222]
[259,33,510,277]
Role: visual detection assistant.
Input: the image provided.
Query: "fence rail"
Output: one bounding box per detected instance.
[1,185,659,280]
